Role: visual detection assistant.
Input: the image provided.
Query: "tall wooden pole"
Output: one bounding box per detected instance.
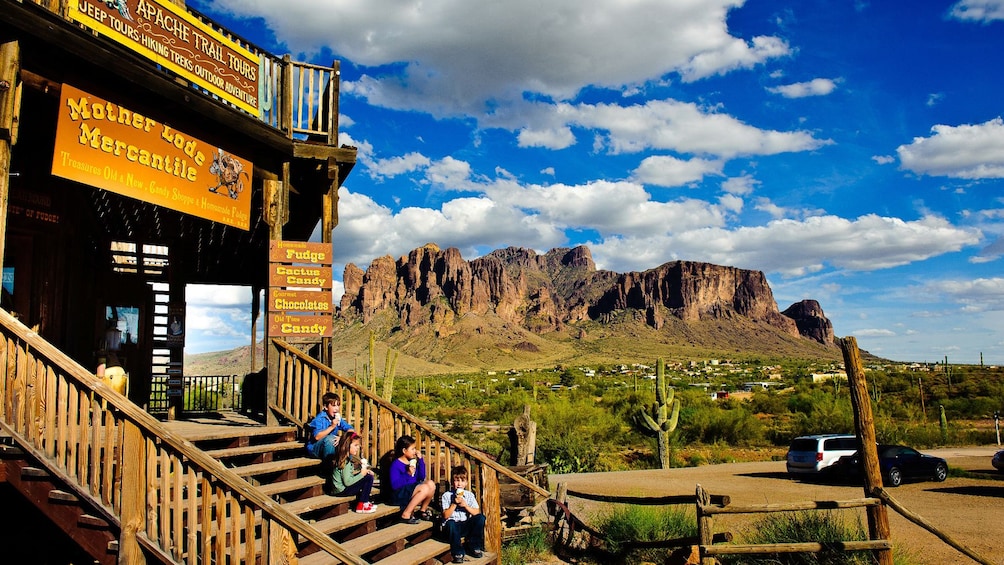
[839,337,893,565]
[0,40,22,269]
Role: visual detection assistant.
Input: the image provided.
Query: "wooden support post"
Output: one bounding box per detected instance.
[0,40,22,269]
[481,466,502,554]
[840,337,893,565]
[263,166,289,426]
[696,484,716,565]
[118,420,147,565]
[320,161,339,367]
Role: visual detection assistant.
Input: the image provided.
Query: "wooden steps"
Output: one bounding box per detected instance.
[204,440,304,459]
[175,416,499,565]
[231,456,319,479]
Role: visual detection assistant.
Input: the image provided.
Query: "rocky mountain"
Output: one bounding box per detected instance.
[338,244,837,356]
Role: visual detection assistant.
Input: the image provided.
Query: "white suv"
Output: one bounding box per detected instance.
[786,434,858,477]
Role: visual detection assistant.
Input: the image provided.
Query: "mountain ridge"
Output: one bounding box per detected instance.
[328,244,839,374]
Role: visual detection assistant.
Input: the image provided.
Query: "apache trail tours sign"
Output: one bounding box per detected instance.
[68,0,261,115]
[52,84,253,230]
[268,241,334,338]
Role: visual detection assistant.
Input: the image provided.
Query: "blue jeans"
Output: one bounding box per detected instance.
[336,473,374,504]
[443,514,485,557]
[310,434,338,460]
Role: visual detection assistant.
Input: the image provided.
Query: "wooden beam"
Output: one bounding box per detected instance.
[0,40,20,271]
[840,337,893,565]
[0,2,292,153]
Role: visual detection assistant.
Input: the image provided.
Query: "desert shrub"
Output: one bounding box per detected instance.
[682,404,766,446]
[596,504,695,558]
[723,510,871,565]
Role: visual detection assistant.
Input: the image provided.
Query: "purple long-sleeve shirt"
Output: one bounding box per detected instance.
[388,457,426,491]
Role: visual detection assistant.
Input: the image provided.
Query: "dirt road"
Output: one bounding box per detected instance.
[551,446,1003,564]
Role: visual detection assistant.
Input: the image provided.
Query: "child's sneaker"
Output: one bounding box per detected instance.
[355,502,377,513]
[451,555,465,564]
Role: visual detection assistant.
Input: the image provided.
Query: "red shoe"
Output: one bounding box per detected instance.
[355,502,377,514]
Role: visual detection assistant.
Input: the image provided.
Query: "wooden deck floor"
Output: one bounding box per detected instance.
[160,412,297,442]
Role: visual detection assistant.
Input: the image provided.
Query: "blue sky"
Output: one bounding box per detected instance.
[182,0,1004,365]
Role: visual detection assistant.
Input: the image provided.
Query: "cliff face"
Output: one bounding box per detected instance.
[338,244,832,343]
[782,300,836,346]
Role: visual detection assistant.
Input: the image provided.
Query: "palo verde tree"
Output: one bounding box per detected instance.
[637,358,681,469]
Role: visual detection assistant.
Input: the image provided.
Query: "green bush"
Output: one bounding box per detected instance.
[501,525,551,565]
[723,511,871,565]
[596,504,696,561]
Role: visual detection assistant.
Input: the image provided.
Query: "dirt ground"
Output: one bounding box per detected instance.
[550,446,1003,565]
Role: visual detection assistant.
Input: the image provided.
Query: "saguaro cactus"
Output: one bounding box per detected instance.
[638,358,681,469]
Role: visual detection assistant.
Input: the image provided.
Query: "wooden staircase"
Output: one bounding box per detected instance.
[0,308,543,564]
[177,418,498,565]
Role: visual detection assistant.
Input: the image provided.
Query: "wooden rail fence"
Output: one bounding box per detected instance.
[270,338,552,554]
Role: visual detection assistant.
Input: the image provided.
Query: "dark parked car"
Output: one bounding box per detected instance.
[830,445,948,486]
[993,450,1004,472]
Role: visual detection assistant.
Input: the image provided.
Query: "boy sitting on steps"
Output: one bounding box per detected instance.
[440,466,485,563]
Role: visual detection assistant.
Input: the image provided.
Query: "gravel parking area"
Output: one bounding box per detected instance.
[551,446,1003,564]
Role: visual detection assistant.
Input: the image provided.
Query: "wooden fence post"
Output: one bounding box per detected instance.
[840,337,893,565]
[118,419,147,565]
[696,484,715,565]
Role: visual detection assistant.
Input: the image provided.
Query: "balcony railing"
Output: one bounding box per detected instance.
[27,0,338,143]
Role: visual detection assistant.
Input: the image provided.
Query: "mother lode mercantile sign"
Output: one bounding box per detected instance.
[51,84,253,230]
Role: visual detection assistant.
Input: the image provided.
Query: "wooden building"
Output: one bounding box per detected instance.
[0,2,543,563]
[1,0,354,411]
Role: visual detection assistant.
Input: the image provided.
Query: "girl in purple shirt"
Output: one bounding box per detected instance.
[389,435,436,524]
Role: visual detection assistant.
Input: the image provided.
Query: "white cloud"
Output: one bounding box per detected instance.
[565,99,828,157]
[722,174,759,195]
[853,329,896,337]
[209,0,789,118]
[633,155,724,187]
[872,155,895,165]
[925,277,1004,311]
[590,214,981,275]
[897,117,1004,178]
[949,0,1004,22]
[517,127,576,149]
[767,78,838,98]
[369,152,432,179]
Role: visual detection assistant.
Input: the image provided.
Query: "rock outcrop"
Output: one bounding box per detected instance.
[782,299,836,346]
[338,244,833,343]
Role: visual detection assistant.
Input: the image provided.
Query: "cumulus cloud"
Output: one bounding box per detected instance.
[722,174,759,195]
[853,328,897,337]
[589,214,982,275]
[633,155,724,187]
[949,0,1004,22]
[563,99,828,157]
[206,0,789,117]
[369,152,432,179]
[924,277,1004,311]
[517,127,577,150]
[897,117,1004,178]
[872,155,895,165]
[767,78,838,98]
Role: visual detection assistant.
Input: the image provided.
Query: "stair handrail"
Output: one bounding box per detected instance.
[272,338,551,553]
[271,337,550,497]
[0,308,367,565]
